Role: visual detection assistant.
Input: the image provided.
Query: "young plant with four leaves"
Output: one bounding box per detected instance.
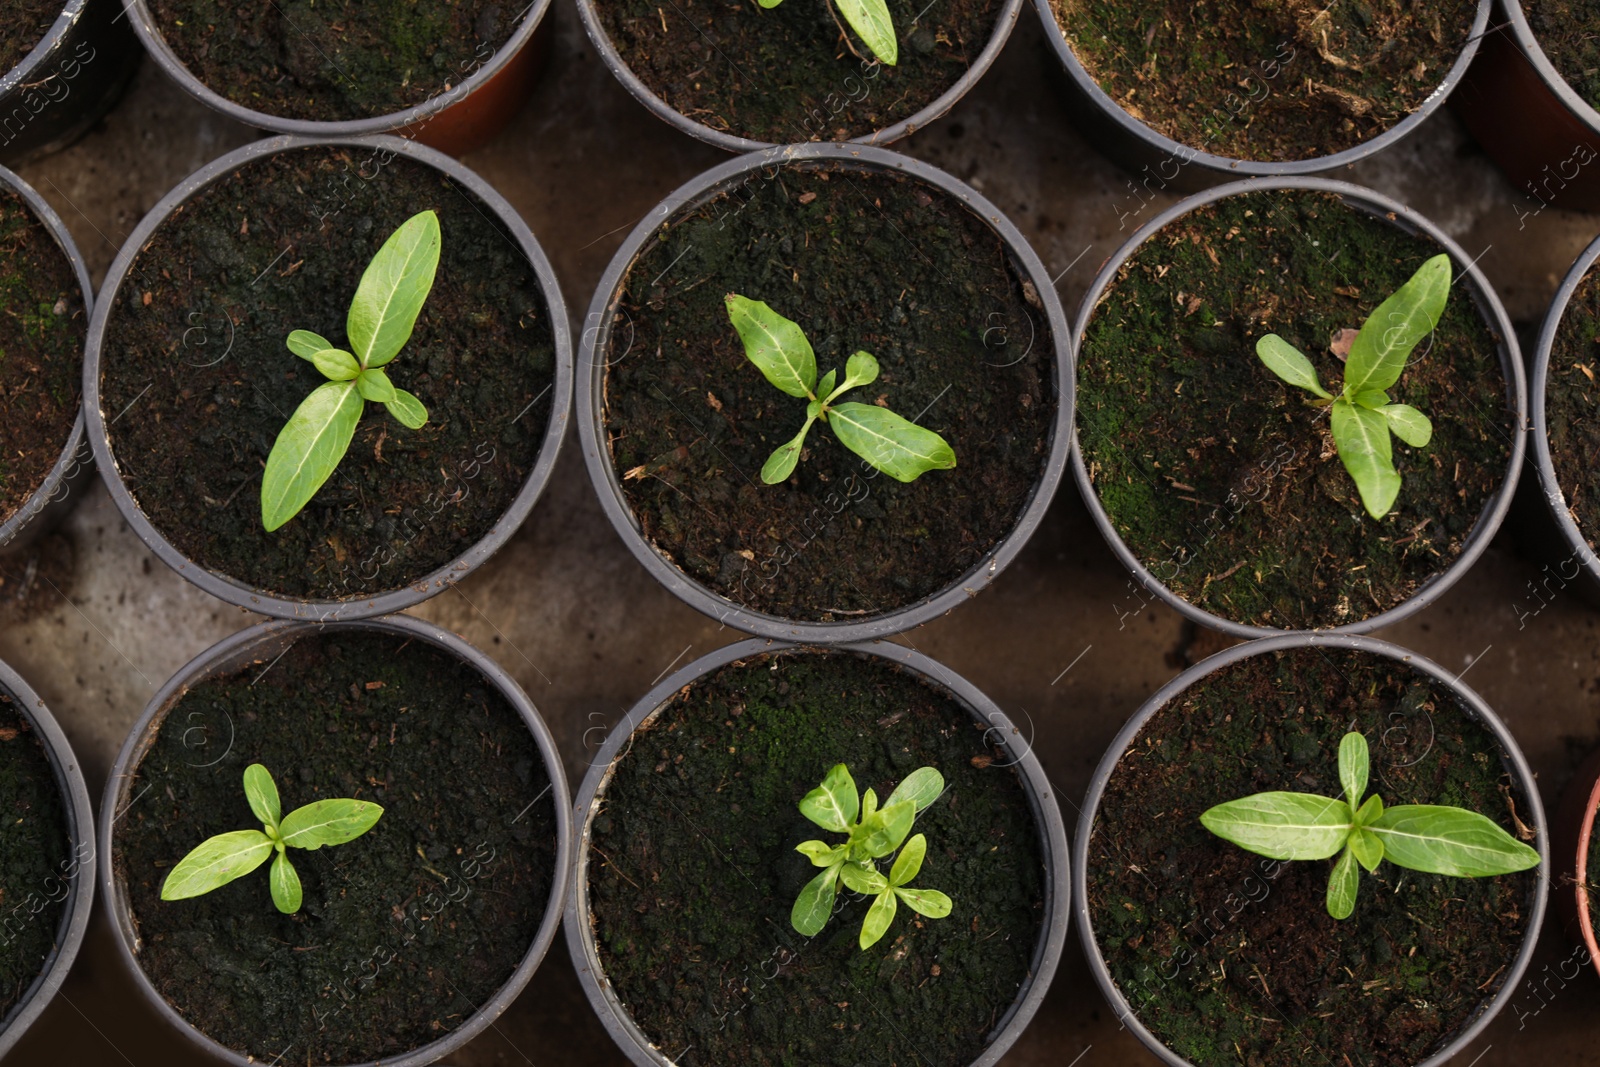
[261,209,439,532]
[756,0,898,66]
[790,763,953,949]
[1255,253,1451,520]
[160,763,384,915]
[1200,731,1539,919]
[726,294,956,485]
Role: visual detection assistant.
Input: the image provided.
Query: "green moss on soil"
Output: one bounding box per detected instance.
[0,695,70,1027]
[1527,0,1600,113]
[588,650,1045,1067]
[146,0,517,122]
[604,163,1054,622]
[595,0,1000,144]
[1077,190,1511,629]
[0,186,83,527]
[1087,646,1537,1066]
[1052,0,1477,162]
[1542,263,1600,551]
[0,1,59,76]
[114,630,556,1064]
[99,145,555,600]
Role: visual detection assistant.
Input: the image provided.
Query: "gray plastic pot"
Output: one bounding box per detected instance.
[576,0,1020,152]
[578,142,1074,643]
[121,0,551,156]
[0,657,96,1060]
[98,612,572,1067]
[1033,0,1492,192]
[1073,632,1548,1067]
[0,163,96,555]
[0,0,142,166]
[83,134,572,622]
[1072,176,1527,638]
[564,636,1070,1067]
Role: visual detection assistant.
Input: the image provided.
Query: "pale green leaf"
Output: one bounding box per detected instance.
[1355,794,1384,827]
[1382,404,1433,448]
[725,294,816,398]
[889,833,926,887]
[311,348,360,381]
[895,887,952,918]
[1350,388,1390,410]
[1330,398,1401,520]
[834,0,898,64]
[386,389,428,430]
[1327,844,1359,919]
[348,210,442,368]
[1344,254,1452,395]
[840,861,889,895]
[1199,791,1353,860]
[827,402,956,483]
[357,367,397,403]
[757,0,781,8]
[288,330,333,361]
[885,767,943,814]
[1256,334,1331,399]
[1350,827,1384,873]
[799,764,858,833]
[243,764,281,828]
[860,788,878,822]
[857,799,915,858]
[1339,732,1368,811]
[1368,805,1541,877]
[791,862,840,936]
[761,415,817,484]
[261,379,364,532]
[841,351,880,393]
[279,798,384,850]
[270,850,303,914]
[161,829,274,901]
[860,889,898,949]
[795,840,846,868]
[815,369,837,404]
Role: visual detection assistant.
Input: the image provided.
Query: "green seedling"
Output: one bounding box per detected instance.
[1200,731,1539,919]
[725,294,956,485]
[790,763,953,949]
[1255,253,1450,520]
[261,209,439,532]
[160,763,384,915]
[757,0,897,66]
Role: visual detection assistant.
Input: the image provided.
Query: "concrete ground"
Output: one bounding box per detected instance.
[4,3,1600,1064]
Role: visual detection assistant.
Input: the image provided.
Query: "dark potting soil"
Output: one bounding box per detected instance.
[0,0,58,76]
[114,630,557,1063]
[587,651,1045,1067]
[604,163,1054,622]
[1087,646,1537,1067]
[1052,0,1478,162]
[100,145,555,600]
[1528,0,1600,113]
[0,186,83,529]
[146,0,518,122]
[595,0,1001,144]
[0,696,70,1027]
[1542,263,1600,552]
[1076,190,1511,630]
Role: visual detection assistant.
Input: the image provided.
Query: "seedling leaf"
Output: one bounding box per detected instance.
[1327,845,1359,920]
[860,887,898,949]
[895,887,952,918]
[261,380,364,532]
[1381,404,1433,448]
[1256,334,1332,399]
[279,798,385,850]
[270,850,303,914]
[1368,805,1540,877]
[726,294,816,398]
[1344,254,1451,395]
[311,348,361,381]
[828,402,956,482]
[348,209,442,369]
[799,764,858,832]
[890,833,926,887]
[834,0,898,64]
[1330,399,1401,519]
[1198,791,1353,860]
[243,763,281,828]
[386,389,428,430]
[885,766,943,814]
[161,829,274,900]
[792,863,840,936]
[1339,732,1368,811]
[287,329,333,361]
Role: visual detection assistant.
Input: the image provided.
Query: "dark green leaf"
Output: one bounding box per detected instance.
[859,889,898,949]
[261,380,364,532]
[160,829,274,901]
[243,764,281,828]
[799,764,858,832]
[348,210,442,369]
[1256,334,1331,399]
[828,402,956,482]
[791,863,840,936]
[1199,791,1353,860]
[1369,805,1541,877]
[279,798,384,850]
[1330,398,1401,519]
[725,294,816,398]
[1343,254,1451,395]
[270,850,303,914]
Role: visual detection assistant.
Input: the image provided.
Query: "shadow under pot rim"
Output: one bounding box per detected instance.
[98,613,572,1067]
[0,657,96,1061]
[564,637,1070,1067]
[121,0,554,155]
[1071,175,1525,637]
[82,133,572,622]
[1033,0,1492,190]
[0,163,96,555]
[578,142,1073,643]
[1074,632,1547,1067]
[576,0,1024,151]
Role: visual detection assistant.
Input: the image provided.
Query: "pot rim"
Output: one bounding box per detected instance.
[0,657,96,1059]
[1575,763,1600,979]
[0,162,92,553]
[96,612,573,1067]
[119,0,552,137]
[1497,0,1600,134]
[1071,631,1550,1067]
[562,636,1071,1067]
[81,132,573,621]
[1070,175,1528,637]
[576,141,1075,643]
[1032,0,1492,177]
[573,0,1023,152]
[0,0,89,95]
